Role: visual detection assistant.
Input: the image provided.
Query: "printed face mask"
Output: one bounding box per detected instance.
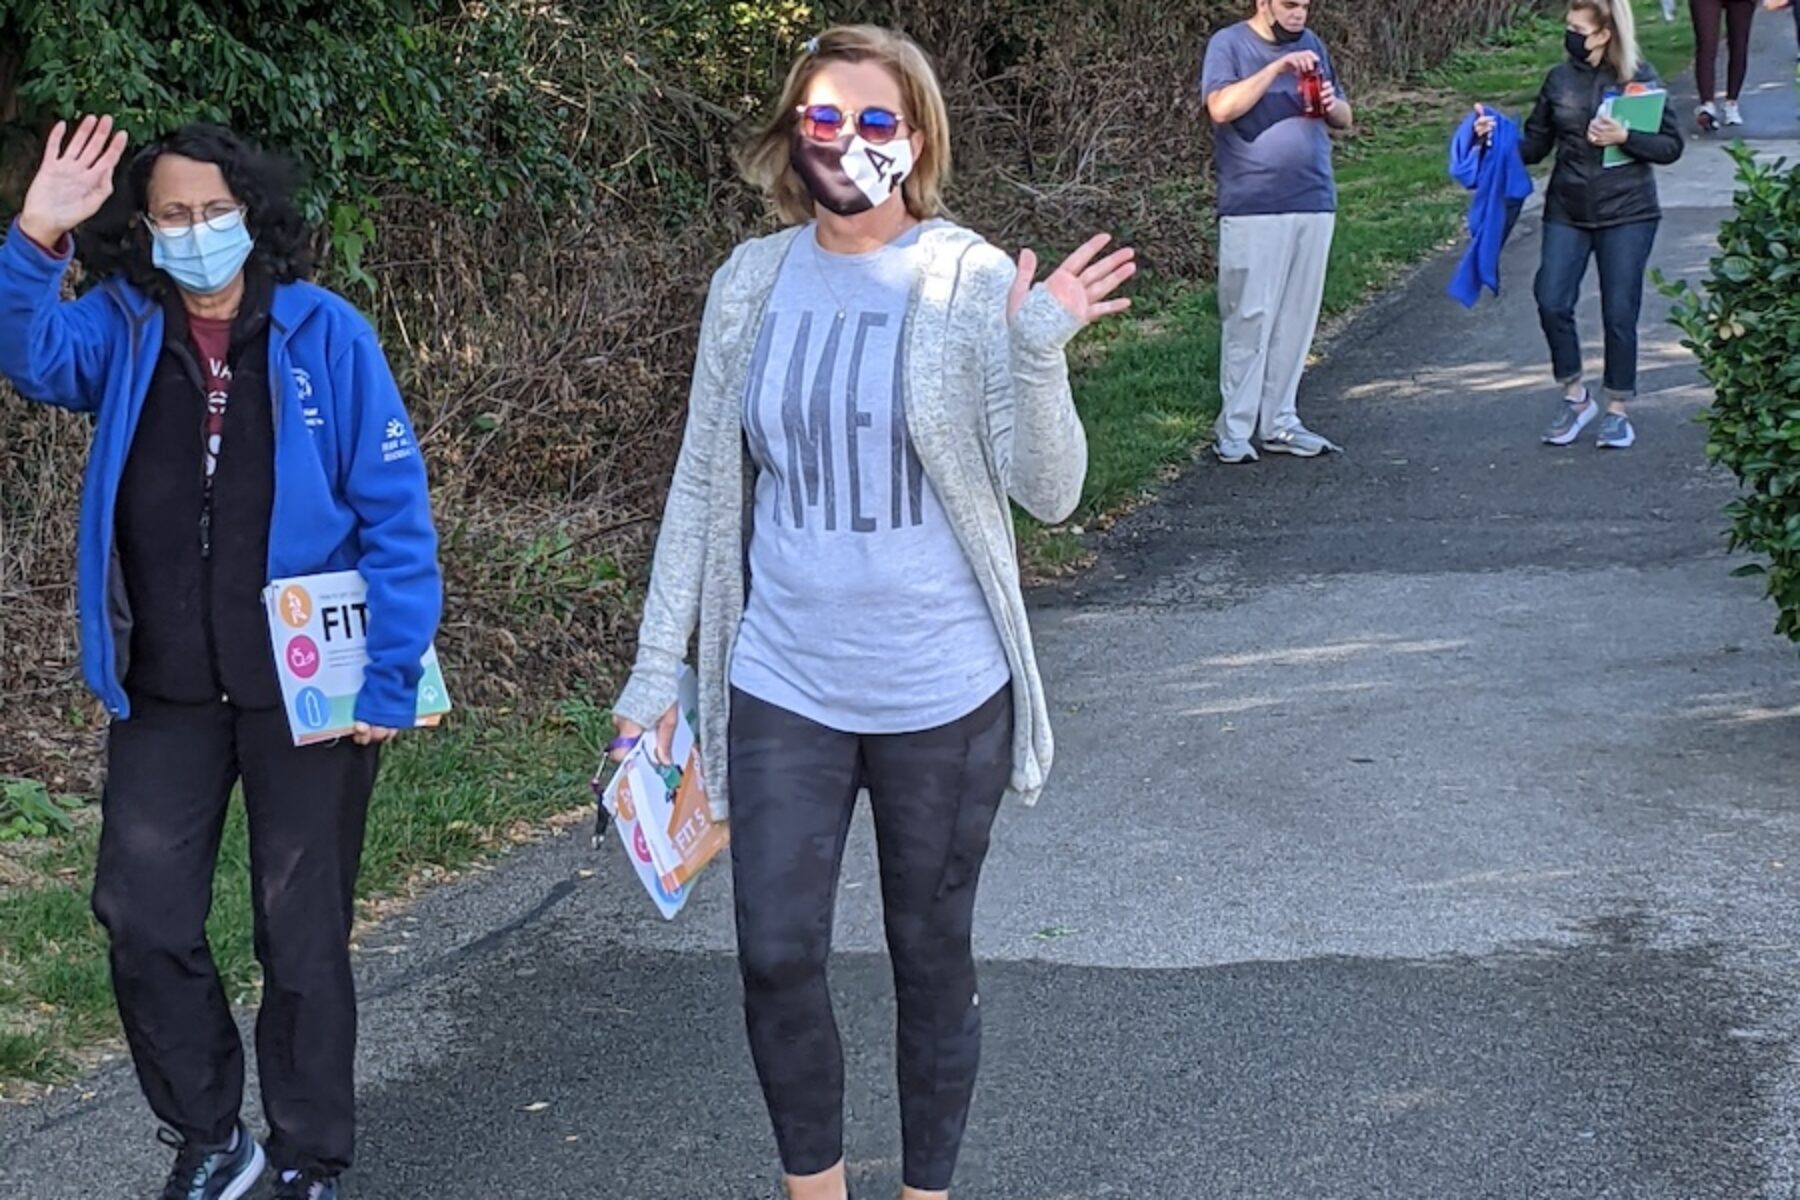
[791,129,916,218]
[150,210,255,296]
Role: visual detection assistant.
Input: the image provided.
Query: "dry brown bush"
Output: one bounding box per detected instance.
[0,0,1536,787]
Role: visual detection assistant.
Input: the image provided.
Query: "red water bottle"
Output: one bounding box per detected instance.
[1299,66,1326,119]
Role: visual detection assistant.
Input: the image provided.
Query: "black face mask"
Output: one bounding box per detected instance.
[1565,29,1595,63]
[1271,20,1305,45]
[790,129,913,218]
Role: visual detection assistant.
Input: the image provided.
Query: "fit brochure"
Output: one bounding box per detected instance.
[264,569,453,746]
[600,668,729,919]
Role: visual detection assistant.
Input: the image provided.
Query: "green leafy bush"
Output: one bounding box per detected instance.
[1663,144,1800,642]
[0,1,585,236]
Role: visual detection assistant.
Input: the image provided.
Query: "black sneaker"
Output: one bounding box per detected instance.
[157,1122,265,1200]
[273,1169,340,1200]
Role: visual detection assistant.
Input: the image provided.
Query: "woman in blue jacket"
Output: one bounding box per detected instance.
[0,116,441,1200]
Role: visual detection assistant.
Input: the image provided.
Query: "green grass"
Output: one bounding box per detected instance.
[1026,12,1696,567]
[0,708,607,1090]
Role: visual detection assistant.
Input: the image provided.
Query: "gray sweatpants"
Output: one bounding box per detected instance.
[1215,212,1336,446]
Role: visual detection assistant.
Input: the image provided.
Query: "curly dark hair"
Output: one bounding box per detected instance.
[80,123,314,293]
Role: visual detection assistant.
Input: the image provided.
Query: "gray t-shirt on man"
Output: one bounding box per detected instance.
[730,223,1011,734]
[1200,22,1343,217]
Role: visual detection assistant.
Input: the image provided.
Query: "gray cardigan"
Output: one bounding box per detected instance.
[613,219,1088,818]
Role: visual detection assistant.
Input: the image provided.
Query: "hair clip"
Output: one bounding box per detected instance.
[804,35,821,55]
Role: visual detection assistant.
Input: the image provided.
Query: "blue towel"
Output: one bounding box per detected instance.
[1447,109,1534,309]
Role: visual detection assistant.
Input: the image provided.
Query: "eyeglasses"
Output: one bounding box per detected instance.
[795,104,907,145]
[143,203,246,234]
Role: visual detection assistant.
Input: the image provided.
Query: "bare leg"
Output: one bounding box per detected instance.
[787,1162,849,1200]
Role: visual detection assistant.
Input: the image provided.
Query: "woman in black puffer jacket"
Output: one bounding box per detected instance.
[1481,0,1684,450]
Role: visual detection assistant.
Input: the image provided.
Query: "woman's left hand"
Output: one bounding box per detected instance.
[1008,233,1137,330]
[1587,116,1629,147]
[353,721,400,746]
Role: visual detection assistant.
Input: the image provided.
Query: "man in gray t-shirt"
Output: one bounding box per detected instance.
[1200,0,1354,464]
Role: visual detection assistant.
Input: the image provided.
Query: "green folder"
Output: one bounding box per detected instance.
[1601,90,1667,168]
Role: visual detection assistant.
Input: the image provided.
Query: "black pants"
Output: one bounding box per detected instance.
[728,685,1013,1194]
[92,697,379,1176]
[1692,0,1758,101]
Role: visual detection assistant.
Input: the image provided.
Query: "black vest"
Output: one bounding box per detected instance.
[115,272,282,707]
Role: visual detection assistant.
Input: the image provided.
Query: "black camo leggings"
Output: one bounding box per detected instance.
[728,685,1013,1193]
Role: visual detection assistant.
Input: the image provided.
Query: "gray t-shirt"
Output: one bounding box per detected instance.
[730,224,1011,734]
[1199,22,1342,217]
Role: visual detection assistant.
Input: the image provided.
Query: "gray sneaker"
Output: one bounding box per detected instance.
[1214,437,1259,464]
[1597,411,1636,449]
[158,1124,265,1200]
[1260,426,1341,457]
[1542,391,1597,445]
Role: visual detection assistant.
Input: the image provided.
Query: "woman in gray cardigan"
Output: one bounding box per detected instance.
[610,25,1135,1200]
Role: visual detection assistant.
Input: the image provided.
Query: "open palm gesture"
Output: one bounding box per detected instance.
[20,116,130,247]
[1008,233,1137,329]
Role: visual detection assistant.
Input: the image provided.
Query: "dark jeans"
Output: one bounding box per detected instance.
[1534,219,1661,401]
[1692,0,1758,100]
[727,685,1013,1193]
[93,697,379,1176]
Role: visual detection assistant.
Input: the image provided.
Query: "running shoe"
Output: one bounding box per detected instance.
[157,1124,264,1200]
[1214,437,1259,464]
[1543,390,1598,446]
[1261,426,1342,457]
[1597,411,1636,449]
[274,1169,340,1200]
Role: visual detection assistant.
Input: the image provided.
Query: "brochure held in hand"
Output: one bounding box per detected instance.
[594,668,729,920]
[264,569,452,746]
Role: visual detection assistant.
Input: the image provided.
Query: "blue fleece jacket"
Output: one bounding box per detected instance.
[1447,110,1534,309]
[0,222,442,728]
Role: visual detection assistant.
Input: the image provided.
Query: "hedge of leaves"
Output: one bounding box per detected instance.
[1665,145,1800,642]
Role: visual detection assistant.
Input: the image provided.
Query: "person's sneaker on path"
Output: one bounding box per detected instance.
[1697,100,1720,131]
[157,1123,264,1200]
[1214,436,1260,464]
[273,1168,340,1200]
[1723,99,1745,126]
[1597,411,1637,449]
[1543,389,1598,446]
[1261,426,1342,457]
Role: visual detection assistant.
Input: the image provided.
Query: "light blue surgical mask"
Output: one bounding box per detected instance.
[149,210,255,295]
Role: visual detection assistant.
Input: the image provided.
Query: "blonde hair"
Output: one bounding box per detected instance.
[738,25,952,225]
[1570,0,1643,80]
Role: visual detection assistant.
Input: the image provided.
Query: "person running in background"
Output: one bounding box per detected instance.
[1483,0,1683,451]
[1199,0,1354,464]
[1692,0,1760,129]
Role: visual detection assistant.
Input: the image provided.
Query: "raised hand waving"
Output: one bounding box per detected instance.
[1007,233,1137,330]
[19,116,131,248]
